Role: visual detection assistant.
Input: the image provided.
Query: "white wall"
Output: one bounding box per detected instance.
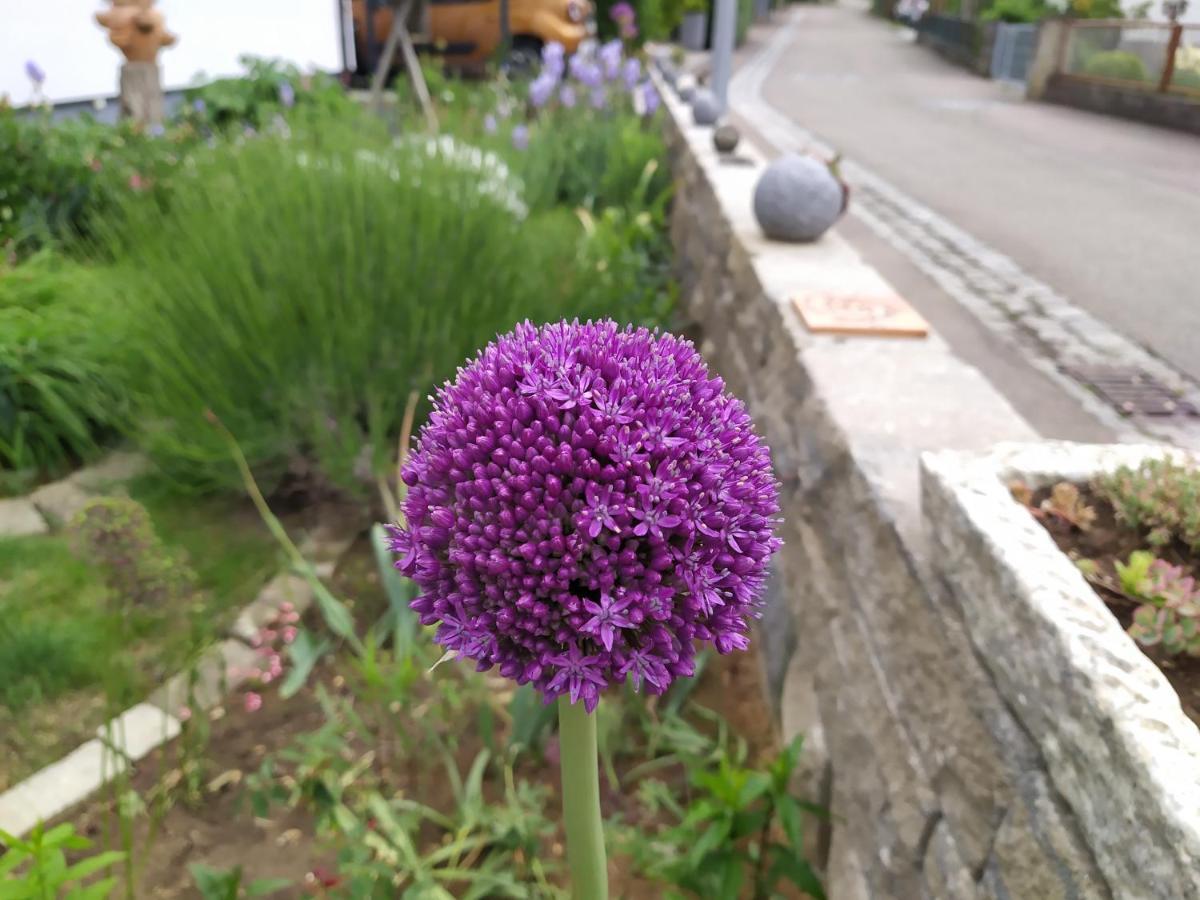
[2,0,349,107]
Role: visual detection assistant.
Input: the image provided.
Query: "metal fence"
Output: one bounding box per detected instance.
[990,22,1037,84]
[1057,20,1200,97]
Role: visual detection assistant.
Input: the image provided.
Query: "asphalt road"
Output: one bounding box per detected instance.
[752,3,1200,384]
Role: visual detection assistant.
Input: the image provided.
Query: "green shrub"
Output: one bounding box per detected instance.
[100,111,659,494]
[1083,50,1150,82]
[981,0,1048,23]
[1172,67,1200,93]
[0,104,189,258]
[0,251,122,484]
[180,56,355,132]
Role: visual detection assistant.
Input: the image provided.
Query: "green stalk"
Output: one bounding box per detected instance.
[557,697,608,900]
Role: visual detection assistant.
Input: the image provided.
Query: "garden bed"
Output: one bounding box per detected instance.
[0,473,300,789]
[48,535,818,899]
[922,441,1200,897]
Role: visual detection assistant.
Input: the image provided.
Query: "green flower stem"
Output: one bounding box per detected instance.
[558,696,608,900]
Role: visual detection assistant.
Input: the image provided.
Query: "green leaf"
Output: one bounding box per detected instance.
[68,879,120,900]
[777,794,805,848]
[371,524,418,656]
[717,854,744,900]
[280,629,331,699]
[246,877,292,896]
[62,850,125,883]
[769,846,826,900]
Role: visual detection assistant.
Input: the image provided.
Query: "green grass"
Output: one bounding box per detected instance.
[0,477,280,786]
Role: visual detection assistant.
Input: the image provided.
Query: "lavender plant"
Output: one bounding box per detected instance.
[1096,458,1200,552]
[390,320,781,897]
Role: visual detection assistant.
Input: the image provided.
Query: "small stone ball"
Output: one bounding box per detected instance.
[713,123,740,154]
[691,88,721,126]
[677,74,697,101]
[752,153,845,243]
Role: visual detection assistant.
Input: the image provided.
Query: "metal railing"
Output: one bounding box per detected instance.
[1056,19,1200,98]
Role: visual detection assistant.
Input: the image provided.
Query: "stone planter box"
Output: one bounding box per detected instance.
[922,442,1200,898]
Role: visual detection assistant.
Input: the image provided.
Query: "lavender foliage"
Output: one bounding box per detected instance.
[390,321,782,711]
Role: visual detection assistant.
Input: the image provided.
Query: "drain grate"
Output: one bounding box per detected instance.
[1061,365,1200,418]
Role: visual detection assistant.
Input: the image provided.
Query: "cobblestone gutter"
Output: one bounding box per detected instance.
[658,79,1154,897]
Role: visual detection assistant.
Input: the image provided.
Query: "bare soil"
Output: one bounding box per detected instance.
[52,537,783,899]
[1031,484,1200,728]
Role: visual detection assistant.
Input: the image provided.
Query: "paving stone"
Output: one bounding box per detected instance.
[29,479,93,528]
[0,740,127,837]
[0,497,47,538]
[96,702,182,762]
[69,451,149,491]
[147,639,261,715]
[231,573,314,644]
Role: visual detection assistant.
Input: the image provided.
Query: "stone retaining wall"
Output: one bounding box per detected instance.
[660,82,1119,898]
[1044,73,1200,137]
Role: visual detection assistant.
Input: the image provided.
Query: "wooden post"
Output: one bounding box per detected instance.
[1159,22,1183,93]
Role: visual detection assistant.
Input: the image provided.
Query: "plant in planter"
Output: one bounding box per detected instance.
[389,319,782,898]
[680,0,709,51]
[1096,457,1200,552]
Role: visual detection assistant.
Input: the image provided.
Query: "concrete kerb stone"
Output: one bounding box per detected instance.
[921,442,1200,898]
[0,524,358,838]
[0,497,48,538]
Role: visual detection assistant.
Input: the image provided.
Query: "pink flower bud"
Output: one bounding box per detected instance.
[283,626,298,644]
[244,692,263,713]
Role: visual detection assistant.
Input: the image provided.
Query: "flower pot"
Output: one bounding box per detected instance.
[680,11,708,51]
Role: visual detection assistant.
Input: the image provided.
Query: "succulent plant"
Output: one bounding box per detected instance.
[1119,551,1200,656]
[1096,457,1200,552]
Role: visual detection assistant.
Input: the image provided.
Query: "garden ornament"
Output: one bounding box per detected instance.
[95,0,177,126]
[752,152,850,242]
[691,87,721,126]
[713,122,740,154]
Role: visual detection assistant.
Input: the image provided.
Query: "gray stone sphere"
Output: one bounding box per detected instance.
[691,89,721,126]
[713,123,740,154]
[752,154,845,243]
[676,74,697,101]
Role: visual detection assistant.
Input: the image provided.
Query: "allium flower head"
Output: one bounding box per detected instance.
[390,321,781,711]
[25,60,45,85]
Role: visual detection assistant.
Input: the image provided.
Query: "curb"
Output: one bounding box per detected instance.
[0,526,357,837]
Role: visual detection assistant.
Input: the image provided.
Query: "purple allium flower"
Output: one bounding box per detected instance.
[590,87,607,110]
[599,40,624,80]
[25,60,45,85]
[389,321,781,712]
[620,21,639,41]
[483,113,498,134]
[621,57,641,91]
[529,72,556,108]
[511,124,530,150]
[559,84,577,108]
[609,1,636,22]
[279,81,296,108]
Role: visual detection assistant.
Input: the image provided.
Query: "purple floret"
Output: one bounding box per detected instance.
[389,320,781,711]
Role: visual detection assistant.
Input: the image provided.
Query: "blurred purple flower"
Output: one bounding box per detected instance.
[389,320,781,712]
[622,57,641,90]
[542,41,566,79]
[483,113,498,134]
[559,84,577,108]
[279,81,296,108]
[609,1,635,21]
[511,124,530,150]
[640,81,660,116]
[590,87,607,110]
[192,98,207,114]
[570,56,603,89]
[529,72,556,108]
[620,21,639,40]
[599,40,624,80]
[25,60,45,85]
[149,123,165,137]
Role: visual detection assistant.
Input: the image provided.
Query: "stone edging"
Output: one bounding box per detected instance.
[0,451,149,538]
[922,441,1200,896]
[0,525,356,837]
